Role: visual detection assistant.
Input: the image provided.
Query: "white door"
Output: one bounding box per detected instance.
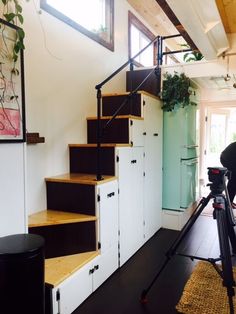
[58,261,93,314]
[93,245,118,291]
[130,118,144,146]
[143,96,163,239]
[116,147,144,266]
[97,180,118,253]
[203,107,235,190]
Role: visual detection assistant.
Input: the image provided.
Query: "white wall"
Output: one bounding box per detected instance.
[0,144,27,236]
[17,0,153,215]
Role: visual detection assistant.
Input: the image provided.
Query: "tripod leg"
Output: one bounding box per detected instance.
[140,194,212,302]
[213,197,235,314]
[167,193,212,256]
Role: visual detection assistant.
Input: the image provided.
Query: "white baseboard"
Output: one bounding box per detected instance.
[162,203,196,231]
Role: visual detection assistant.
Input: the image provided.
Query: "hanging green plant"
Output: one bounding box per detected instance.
[1,0,25,62]
[160,72,197,112]
[181,44,204,62]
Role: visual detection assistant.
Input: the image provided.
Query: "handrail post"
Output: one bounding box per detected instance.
[156,36,162,75]
[96,88,103,181]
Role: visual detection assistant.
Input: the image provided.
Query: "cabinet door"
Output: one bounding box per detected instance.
[93,245,118,291]
[97,180,118,253]
[129,118,144,146]
[116,147,144,266]
[56,261,93,314]
[143,95,163,240]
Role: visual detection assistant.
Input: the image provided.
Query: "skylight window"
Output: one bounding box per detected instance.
[40,0,114,51]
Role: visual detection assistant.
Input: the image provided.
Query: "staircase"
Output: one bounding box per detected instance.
[28,88,163,314]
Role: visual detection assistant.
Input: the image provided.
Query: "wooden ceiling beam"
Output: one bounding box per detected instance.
[155,0,198,50]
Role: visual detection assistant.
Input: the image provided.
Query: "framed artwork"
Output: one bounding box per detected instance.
[0,18,26,142]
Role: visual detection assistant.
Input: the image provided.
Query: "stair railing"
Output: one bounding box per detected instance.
[95,33,192,181]
[95,35,162,180]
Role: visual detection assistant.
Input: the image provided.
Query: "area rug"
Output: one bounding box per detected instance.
[176,261,236,314]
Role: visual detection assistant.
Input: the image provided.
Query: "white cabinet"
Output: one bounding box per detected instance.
[116,147,144,266]
[130,118,144,147]
[53,261,94,314]
[94,180,119,289]
[97,180,118,253]
[143,95,163,240]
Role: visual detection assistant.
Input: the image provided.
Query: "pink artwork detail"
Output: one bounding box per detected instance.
[0,108,20,136]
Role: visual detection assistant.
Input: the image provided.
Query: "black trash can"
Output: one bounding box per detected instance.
[0,233,45,314]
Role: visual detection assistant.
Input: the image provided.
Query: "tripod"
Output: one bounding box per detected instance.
[141,167,236,313]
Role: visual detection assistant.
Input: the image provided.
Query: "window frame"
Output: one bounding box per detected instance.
[128,11,157,67]
[40,0,114,51]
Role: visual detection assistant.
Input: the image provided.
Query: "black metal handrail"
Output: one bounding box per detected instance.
[95,34,161,180]
[95,33,193,180]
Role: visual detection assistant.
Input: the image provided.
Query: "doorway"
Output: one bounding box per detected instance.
[201,105,236,194]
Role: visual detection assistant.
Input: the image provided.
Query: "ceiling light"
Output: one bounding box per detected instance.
[224,74,231,81]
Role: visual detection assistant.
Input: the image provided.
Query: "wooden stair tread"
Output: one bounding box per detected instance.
[45,251,99,287]
[69,143,131,148]
[102,90,159,99]
[28,210,97,228]
[45,173,117,185]
[86,115,143,120]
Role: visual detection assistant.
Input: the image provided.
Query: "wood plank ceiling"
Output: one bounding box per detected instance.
[215,0,236,34]
[128,0,236,49]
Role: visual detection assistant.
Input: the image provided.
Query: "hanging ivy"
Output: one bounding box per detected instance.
[160,72,197,112]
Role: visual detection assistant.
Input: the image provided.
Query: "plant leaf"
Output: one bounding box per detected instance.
[3,13,16,23]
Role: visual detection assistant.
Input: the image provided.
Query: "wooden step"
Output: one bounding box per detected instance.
[28,210,97,228]
[101,91,159,116]
[69,144,132,175]
[29,209,97,258]
[102,93,142,117]
[45,173,117,185]
[87,115,144,145]
[126,69,160,97]
[45,251,99,287]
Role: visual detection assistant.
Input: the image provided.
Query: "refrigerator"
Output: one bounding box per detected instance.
[162,104,198,211]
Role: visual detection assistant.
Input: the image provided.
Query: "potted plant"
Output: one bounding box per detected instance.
[181,44,204,62]
[160,72,197,112]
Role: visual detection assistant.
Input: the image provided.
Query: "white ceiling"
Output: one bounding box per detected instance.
[127,0,236,98]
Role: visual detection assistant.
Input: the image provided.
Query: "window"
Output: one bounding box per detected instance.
[40,0,114,51]
[128,11,157,67]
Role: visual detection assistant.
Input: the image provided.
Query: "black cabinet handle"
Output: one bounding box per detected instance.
[143,132,146,136]
[131,160,137,164]
[107,192,115,198]
[153,133,158,136]
[89,268,94,274]
[94,265,99,271]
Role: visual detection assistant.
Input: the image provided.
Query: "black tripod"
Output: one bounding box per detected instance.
[141,167,236,313]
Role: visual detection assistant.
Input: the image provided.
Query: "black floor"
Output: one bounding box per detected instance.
[73,215,236,314]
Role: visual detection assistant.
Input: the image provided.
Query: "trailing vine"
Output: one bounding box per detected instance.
[0,0,26,138]
[1,0,25,62]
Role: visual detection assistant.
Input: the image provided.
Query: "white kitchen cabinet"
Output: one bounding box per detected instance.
[116,147,144,266]
[143,95,163,240]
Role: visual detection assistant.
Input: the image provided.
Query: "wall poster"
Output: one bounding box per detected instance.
[0,18,26,142]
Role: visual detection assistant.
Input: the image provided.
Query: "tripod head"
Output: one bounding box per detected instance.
[207,167,230,195]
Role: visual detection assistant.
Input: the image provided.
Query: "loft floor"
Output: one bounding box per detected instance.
[73,215,236,314]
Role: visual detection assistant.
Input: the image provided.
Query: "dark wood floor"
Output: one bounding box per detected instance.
[73,215,236,314]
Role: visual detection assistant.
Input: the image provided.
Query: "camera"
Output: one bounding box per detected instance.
[207,167,230,194]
